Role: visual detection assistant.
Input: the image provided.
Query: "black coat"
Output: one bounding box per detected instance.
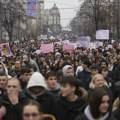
[51,96,86,120]
[113,107,120,120]
[49,89,60,99]
[0,92,27,120]
[24,90,55,114]
[77,69,91,90]
[75,113,116,120]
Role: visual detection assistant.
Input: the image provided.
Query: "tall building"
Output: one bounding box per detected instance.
[43,4,61,34]
[22,0,45,37]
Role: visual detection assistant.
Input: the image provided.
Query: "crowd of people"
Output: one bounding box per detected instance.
[0,39,120,120]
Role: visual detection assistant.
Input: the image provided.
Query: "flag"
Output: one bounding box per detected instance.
[28,0,36,18]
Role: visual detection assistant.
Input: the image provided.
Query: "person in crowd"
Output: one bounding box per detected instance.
[75,59,83,76]
[101,67,116,97]
[77,59,91,90]
[89,74,109,91]
[0,77,27,120]
[52,58,64,72]
[113,89,120,120]
[55,52,62,61]
[90,64,99,78]
[0,72,7,96]
[29,64,37,76]
[22,99,42,120]
[62,65,88,99]
[0,62,6,74]
[0,61,12,79]
[45,71,60,98]
[22,54,39,72]
[62,65,74,77]
[40,61,51,76]
[10,58,22,78]
[19,67,31,89]
[51,76,86,120]
[99,60,108,72]
[108,58,115,71]
[112,81,120,120]
[88,73,115,100]
[24,72,55,114]
[75,87,115,120]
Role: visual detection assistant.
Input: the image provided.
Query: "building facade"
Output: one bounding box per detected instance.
[22,0,45,38]
[43,4,61,35]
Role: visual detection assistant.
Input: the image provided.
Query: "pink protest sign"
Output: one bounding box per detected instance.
[41,44,54,53]
[0,43,12,57]
[63,45,74,52]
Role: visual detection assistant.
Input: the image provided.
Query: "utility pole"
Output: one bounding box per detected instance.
[117,0,120,39]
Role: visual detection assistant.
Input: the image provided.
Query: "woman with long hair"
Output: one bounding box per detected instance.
[75,87,115,120]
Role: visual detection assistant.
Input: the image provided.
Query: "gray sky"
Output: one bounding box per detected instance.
[45,0,80,27]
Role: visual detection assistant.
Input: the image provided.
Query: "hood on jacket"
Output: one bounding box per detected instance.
[0,61,12,79]
[0,61,8,75]
[46,83,60,91]
[27,72,47,90]
[55,52,61,57]
[85,106,109,120]
[62,65,73,77]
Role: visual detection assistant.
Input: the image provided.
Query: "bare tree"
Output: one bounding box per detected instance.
[80,0,110,30]
[1,0,24,41]
[70,0,111,37]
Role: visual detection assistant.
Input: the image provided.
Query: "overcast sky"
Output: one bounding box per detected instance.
[44,0,81,28]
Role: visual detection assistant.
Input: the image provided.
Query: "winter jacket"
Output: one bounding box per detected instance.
[22,58,40,72]
[51,96,86,120]
[24,72,55,114]
[0,91,27,120]
[46,83,60,99]
[112,64,120,83]
[75,106,115,120]
[62,65,73,77]
[0,61,12,79]
[77,69,91,90]
[113,107,120,120]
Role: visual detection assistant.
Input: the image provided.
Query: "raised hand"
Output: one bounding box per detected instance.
[8,92,19,105]
[0,106,6,117]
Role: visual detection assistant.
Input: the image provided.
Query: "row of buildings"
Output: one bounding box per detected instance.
[0,0,61,41]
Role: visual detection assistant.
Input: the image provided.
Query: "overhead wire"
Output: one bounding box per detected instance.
[45,0,78,7]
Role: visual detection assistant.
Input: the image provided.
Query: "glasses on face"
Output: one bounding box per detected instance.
[23,113,39,118]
